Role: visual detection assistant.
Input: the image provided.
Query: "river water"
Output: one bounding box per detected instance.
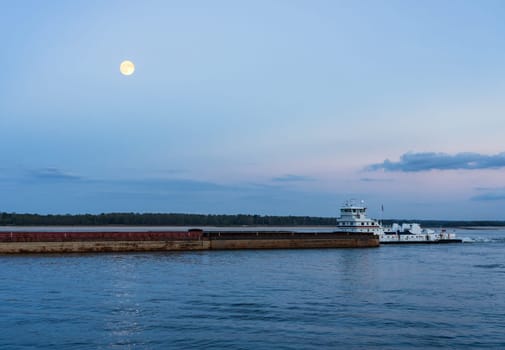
[1,228,504,349]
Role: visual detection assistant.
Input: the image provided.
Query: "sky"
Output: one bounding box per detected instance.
[1,0,505,220]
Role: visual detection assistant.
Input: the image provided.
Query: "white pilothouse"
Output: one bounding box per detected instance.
[336,200,383,235]
[336,200,461,244]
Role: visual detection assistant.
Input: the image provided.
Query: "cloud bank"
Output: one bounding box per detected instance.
[367,152,505,172]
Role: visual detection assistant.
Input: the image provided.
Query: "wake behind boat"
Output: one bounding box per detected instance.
[336,200,462,244]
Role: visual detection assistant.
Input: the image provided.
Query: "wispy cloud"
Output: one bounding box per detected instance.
[14,166,247,193]
[2,167,334,214]
[107,178,241,193]
[367,152,505,172]
[471,187,505,201]
[28,167,82,181]
[360,177,393,182]
[272,174,314,182]
[471,193,505,201]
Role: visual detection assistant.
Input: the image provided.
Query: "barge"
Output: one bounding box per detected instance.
[0,229,379,254]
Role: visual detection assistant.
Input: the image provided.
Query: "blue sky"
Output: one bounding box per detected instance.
[1,0,505,219]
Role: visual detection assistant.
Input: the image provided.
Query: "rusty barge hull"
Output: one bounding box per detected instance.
[207,231,378,250]
[0,240,209,254]
[0,230,379,254]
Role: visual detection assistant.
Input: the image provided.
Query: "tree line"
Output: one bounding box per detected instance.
[0,212,336,226]
[0,212,504,227]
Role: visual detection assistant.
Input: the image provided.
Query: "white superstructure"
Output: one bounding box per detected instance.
[381,223,458,244]
[336,200,461,244]
[336,199,383,234]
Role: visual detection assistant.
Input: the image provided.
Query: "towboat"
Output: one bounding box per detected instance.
[336,200,462,244]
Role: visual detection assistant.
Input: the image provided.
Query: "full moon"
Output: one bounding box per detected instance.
[120,60,135,76]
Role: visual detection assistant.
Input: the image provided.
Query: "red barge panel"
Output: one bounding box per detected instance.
[0,230,204,243]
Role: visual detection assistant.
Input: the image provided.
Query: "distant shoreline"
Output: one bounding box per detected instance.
[1,224,505,231]
[1,212,504,228]
[452,226,505,230]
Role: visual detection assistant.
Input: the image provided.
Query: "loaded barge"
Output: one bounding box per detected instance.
[0,229,379,254]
